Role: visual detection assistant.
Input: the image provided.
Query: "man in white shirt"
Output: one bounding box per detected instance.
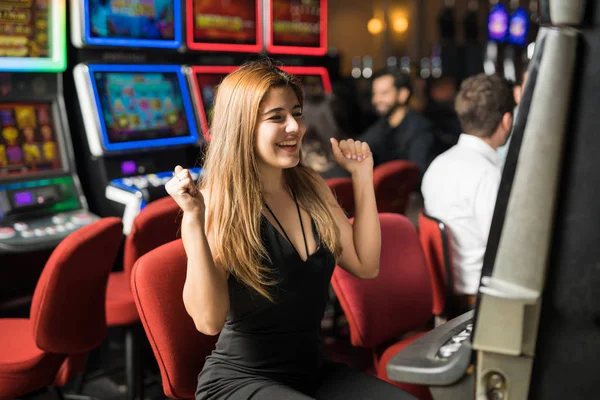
[421,74,515,307]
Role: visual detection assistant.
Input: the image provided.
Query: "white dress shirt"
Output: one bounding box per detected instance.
[421,134,502,295]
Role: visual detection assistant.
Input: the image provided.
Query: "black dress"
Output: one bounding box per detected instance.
[196,201,416,400]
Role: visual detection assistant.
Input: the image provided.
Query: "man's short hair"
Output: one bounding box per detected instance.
[372,68,412,93]
[455,73,515,138]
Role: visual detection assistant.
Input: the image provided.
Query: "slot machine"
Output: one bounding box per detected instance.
[69,0,203,234]
[385,1,593,399]
[72,64,201,234]
[0,0,99,255]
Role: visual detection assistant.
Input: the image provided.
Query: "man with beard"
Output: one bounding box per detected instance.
[360,69,434,176]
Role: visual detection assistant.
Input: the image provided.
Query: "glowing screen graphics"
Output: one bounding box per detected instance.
[85,0,180,48]
[0,0,66,71]
[487,3,509,42]
[508,7,529,47]
[269,0,326,55]
[189,0,260,51]
[0,103,63,179]
[92,69,196,149]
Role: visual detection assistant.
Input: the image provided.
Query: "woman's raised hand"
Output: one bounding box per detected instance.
[165,165,205,217]
[330,138,374,177]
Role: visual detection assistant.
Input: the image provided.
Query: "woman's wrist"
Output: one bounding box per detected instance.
[182,210,205,227]
[351,169,373,183]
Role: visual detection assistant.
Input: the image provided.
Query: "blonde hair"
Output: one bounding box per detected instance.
[200,59,342,301]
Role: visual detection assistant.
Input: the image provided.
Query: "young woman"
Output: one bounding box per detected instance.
[165,59,415,400]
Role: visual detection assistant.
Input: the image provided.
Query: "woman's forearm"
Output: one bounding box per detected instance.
[350,171,381,277]
[181,213,229,335]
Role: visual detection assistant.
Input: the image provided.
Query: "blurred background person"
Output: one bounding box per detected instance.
[302,94,353,179]
[360,69,435,178]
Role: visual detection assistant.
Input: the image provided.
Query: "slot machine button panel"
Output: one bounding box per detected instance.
[13,222,29,231]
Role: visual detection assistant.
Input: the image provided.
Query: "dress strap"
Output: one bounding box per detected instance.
[264,202,294,246]
[264,193,310,258]
[294,195,310,258]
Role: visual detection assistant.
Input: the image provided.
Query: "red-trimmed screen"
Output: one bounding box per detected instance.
[272,0,320,47]
[0,103,63,178]
[187,0,261,51]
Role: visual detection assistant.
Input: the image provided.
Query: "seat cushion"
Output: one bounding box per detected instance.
[0,319,65,398]
[377,332,432,400]
[106,272,140,326]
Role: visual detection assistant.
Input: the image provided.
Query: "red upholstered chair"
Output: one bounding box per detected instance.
[331,213,433,400]
[0,217,123,399]
[105,196,182,399]
[373,160,420,214]
[418,211,455,324]
[326,176,355,218]
[131,239,218,399]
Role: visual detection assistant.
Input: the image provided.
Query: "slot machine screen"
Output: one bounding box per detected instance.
[487,3,509,42]
[196,73,226,130]
[84,0,181,48]
[187,0,261,52]
[508,7,529,47]
[0,0,66,71]
[267,0,327,55]
[0,103,64,179]
[91,67,198,151]
[189,66,236,137]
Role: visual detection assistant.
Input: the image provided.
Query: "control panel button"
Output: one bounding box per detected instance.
[122,178,134,187]
[147,174,161,187]
[13,222,29,231]
[34,228,46,237]
[51,215,66,225]
[65,222,76,230]
[45,227,57,235]
[55,225,66,233]
[0,227,16,239]
[21,229,34,238]
[71,213,93,225]
[133,177,148,189]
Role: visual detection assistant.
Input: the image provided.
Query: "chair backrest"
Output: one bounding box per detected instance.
[123,196,181,278]
[30,217,123,354]
[131,239,218,399]
[326,176,355,217]
[418,211,454,317]
[373,160,420,214]
[331,213,432,348]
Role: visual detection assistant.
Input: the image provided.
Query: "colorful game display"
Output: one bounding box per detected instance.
[487,3,509,42]
[93,71,191,147]
[0,0,66,71]
[187,0,261,52]
[0,103,62,178]
[266,0,327,55]
[84,0,181,48]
